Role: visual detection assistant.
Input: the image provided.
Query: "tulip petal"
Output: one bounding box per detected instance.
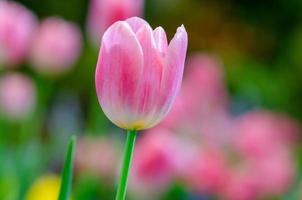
[159,25,188,115]
[153,26,168,55]
[95,21,144,128]
[135,24,164,120]
[126,17,149,33]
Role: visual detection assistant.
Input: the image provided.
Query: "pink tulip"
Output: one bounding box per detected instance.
[223,168,260,200]
[251,153,295,196]
[229,110,298,198]
[129,129,181,197]
[184,54,229,115]
[95,17,188,130]
[30,17,82,76]
[87,0,144,45]
[184,148,230,195]
[234,110,299,159]
[161,54,230,132]
[224,151,295,199]
[0,1,37,67]
[0,73,36,120]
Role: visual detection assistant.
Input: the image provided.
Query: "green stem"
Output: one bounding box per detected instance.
[115,130,137,200]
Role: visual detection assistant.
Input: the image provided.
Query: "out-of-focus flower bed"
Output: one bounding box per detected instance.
[0,0,302,199]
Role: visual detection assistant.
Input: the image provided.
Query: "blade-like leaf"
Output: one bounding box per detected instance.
[58,135,76,200]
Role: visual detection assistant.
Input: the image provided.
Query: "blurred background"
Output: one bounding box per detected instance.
[0,0,302,199]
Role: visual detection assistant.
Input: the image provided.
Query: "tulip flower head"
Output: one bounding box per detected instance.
[252,153,295,195]
[25,174,71,200]
[95,17,188,130]
[0,1,37,67]
[132,130,180,184]
[184,148,230,195]
[224,169,259,200]
[129,128,183,199]
[0,73,36,120]
[30,17,82,76]
[234,110,299,159]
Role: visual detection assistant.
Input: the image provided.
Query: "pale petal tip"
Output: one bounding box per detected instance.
[102,20,134,42]
[125,17,150,32]
[153,26,167,38]
[153,26,168,53]
[168,24,188,47]
[111,20,132,30]
[175,24,188,42]
[126,16,147,22]
[154,26,165,32]
[177,24,187,34]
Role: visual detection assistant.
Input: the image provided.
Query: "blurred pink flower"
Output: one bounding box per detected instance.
[95,17,188,130]
[184,148,230,195]
[129,129,182,196]
[224,152,295,199]
[0,1,37,67]
[223,168,259,200]
[162,54,229,131]
[234,110,299,159]
[184,54,229,114]
[227,111,299,198]
[75,136,121,180]
[159,55,234,151]
[87,0,144,45]
[30,17,82,76]
[251,153,296,196]
[0,73,36,120]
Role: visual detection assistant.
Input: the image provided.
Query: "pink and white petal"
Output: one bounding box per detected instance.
[95,21,144,128]
[101,21,141,52]
[158,25,188,116]
[153,26,168,55]
[126,17,150,33]
[135,24,164,116]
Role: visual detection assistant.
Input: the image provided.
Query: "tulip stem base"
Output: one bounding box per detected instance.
[115,129,137,200]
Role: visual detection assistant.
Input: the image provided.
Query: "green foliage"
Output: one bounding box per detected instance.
[58,136,76,200]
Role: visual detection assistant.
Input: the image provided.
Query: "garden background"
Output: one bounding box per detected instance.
[1,0,302,199]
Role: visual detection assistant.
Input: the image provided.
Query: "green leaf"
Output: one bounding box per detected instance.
[58,135,77,200]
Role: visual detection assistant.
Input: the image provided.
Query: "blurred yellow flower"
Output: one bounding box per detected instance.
[25,174,66,200]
